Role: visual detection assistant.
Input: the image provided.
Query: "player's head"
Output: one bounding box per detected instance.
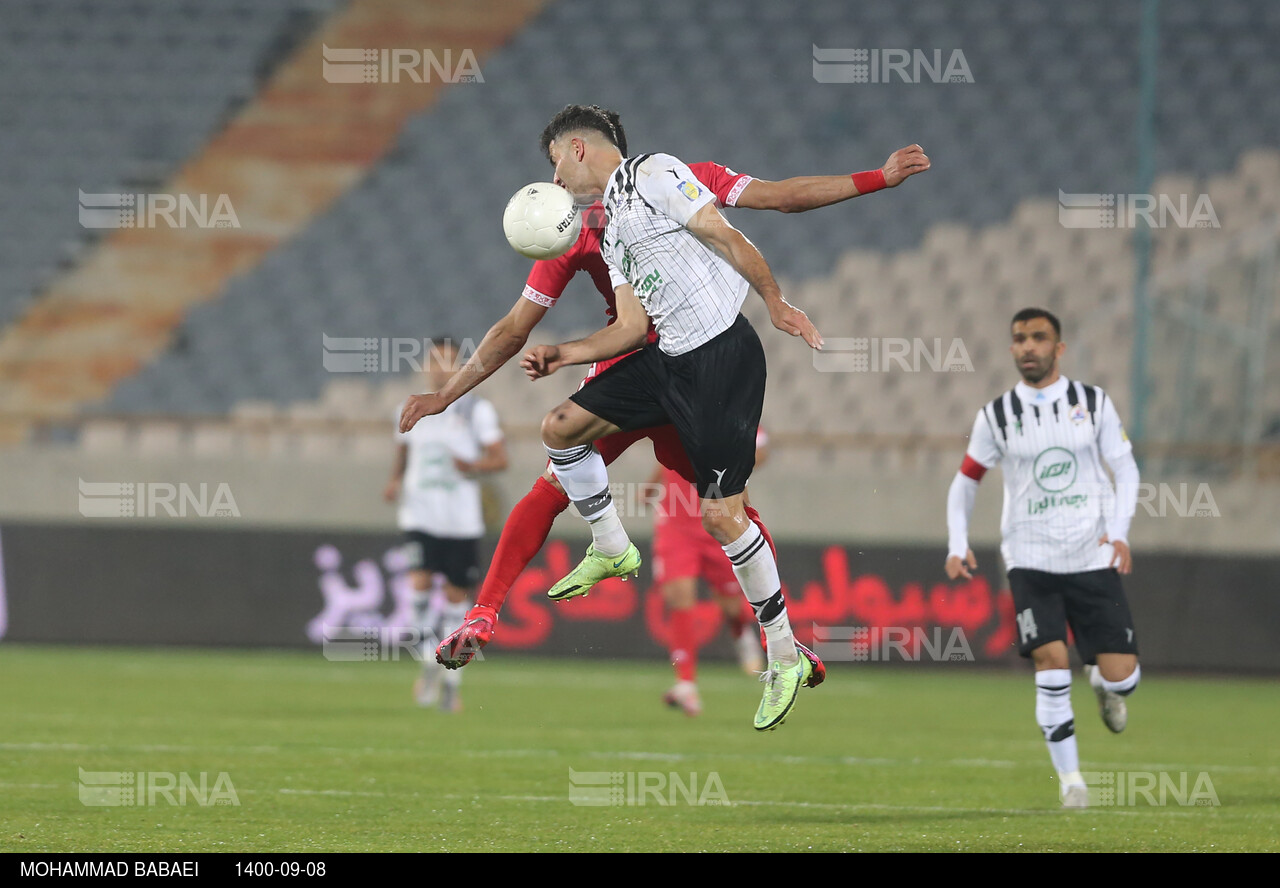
[540,104,625,201]
[425,336,460,389]
[1010,308,1065,384]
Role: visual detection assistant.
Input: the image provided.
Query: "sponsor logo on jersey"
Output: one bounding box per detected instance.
[1028,493,1089,515]
[1033,446,1077,493]
[677,180,703,201]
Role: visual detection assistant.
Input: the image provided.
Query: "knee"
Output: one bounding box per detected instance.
[700,510,735,545]
[1098,656,1139,683]
[663,581,695,609]
[539,410,563,448]
[540,404,585,450]
[701,501,750,546]
[1030,643,1070,671]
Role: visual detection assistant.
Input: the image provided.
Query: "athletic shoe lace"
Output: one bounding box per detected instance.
[758,668,784,707]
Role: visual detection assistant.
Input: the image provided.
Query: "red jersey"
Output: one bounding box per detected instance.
[520,161,755,327]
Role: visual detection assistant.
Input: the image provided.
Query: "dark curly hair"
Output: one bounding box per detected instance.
[539,104,627,163]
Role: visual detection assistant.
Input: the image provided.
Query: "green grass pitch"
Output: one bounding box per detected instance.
[1,645,1277,852]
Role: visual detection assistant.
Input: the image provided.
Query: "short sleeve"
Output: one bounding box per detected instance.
[687,161,754,208]
[1096,391,1133,465]
[634,154,717,227]
[965,407,1003,468]
[603,250,628,291]
[522,249,578,308]
[471,399,503,446]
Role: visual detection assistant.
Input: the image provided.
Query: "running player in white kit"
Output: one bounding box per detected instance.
[945,308,1142,808]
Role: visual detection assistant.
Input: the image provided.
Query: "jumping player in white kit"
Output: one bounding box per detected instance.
[521,107,824,731]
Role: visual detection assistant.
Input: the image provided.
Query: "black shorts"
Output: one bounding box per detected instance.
[569,314,765,499]
[403,531,481,589]
[1007,567,1138,664]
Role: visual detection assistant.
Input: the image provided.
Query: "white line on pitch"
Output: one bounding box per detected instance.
[4,741,1275,777]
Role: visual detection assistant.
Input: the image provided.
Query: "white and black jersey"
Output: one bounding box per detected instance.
[601,153,749,355]
[948,377,1140,574]
[395,394,502,539]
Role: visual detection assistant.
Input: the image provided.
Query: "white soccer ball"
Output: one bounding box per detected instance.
[502,182,581,260]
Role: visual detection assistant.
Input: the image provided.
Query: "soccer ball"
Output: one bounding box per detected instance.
[502,182,581,260]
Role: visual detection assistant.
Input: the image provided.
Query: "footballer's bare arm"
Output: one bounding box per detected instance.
[686,202,823,350]
[521,284,648,380]
[734,144,930,212]
[400,297,548,433]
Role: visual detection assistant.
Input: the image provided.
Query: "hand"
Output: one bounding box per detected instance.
[520,344,565,380]
[452,457,476,476]
[881,144,931,188]
[382,479,400,503]
[399,392,446,433]
[945,549,978,580]
[1101,536,1132,574]
[768,298,824,350]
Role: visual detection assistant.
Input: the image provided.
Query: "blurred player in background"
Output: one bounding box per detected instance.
[945,308,1141,807]
[654,428,769,716]
[384,338,507,710]
[397,104,928,671]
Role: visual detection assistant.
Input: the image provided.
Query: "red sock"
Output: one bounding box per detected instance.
[669,606,698,683]
[476,477,570,615]
[744,504,777,561]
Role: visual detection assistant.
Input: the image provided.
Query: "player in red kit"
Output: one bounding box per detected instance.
[656,428,770,716]
[398,106,929,668]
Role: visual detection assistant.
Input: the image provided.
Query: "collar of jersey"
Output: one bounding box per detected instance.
[1015,375,1069,404]
[601,158,627,207]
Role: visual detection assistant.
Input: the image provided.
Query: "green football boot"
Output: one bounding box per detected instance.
[753,653,814,731]
[547,542,642,601]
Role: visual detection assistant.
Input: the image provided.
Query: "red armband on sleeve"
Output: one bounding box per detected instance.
[851,169,887,195]
[959,455,988,481]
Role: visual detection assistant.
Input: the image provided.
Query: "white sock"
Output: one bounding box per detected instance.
[1100,663,1141,696]
[585,505,630,557]
[545,442,629,556]
[723,523,796,667]
[1035,669,1080,784]
[439,600,470,687]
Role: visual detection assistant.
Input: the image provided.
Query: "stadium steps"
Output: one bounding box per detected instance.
[0,0,549,442]
[61,0,1276,422]
[84,146,1277,462]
